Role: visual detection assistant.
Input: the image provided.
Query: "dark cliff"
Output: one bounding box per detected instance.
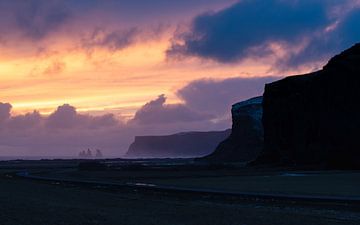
[202,96,263,162]
[125,130,231,158]
[256,43,360,169]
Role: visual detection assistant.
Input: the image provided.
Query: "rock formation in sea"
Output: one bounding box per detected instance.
[125,130,231,158]
[202,96,263,162]
[255,43,360,169]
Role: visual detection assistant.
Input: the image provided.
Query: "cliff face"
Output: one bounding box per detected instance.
[125,130,231,158]
[203,96,263,162]
[257,43,360,168]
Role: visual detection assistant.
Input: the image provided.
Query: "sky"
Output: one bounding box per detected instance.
[1,0,360,157]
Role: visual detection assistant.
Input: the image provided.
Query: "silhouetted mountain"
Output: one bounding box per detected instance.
[255,43,360,169]
[202,96,263,162]
[125,130,231,158]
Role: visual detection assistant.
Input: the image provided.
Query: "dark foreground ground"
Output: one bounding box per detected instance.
[0,159,360,225]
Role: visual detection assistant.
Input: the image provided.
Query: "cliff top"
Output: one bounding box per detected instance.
[232,96,262,110]
[324,43,360,70]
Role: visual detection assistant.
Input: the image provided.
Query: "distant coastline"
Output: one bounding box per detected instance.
[0,156,78,161]
[0,156,122,161]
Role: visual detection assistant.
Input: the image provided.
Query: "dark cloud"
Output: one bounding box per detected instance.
[7,111,42,130]
[82,27,139,52]
[46,104,118,129]
[81,24,173,53]
[0,103,41,129]
[0,103,12,123]
[168,0,330,62]
[340,9,360,44]
[85,114,120,129]
[283,7,360,69]
[46,104,78,129]
[12,0,71,40]
[0,103,126,156]
[0,0,233,42]
[167,0,360,69]
[74,0,234,23]
[103,0,230,12]
[0,0,235,58]
[131,76,275,125]
[177,76,277,115]
[131,94,214,124]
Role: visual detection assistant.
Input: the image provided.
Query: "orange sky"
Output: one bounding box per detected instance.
[0,0,327,122]
[0,29,293,119]
[1,0,355,157]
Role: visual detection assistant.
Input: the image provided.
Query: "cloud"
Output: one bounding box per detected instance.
[46,104,119,129]
[177,76,277,115]
[274,5,360,70]
[73,0,235,23]
[131,76,274,126]
[46,104,78,128]
[0,103,12,123]
[10,0,71,40]
[0,0,234,61]
[0,98,221,156]
[131,94,214,124]
[0,76,275,156]
[43,60,66,75]
[0,0,233,46]
[82,27,140,52]
[0,103,119,130]
[167,0,360,69]
[167,0,330,62]
[7,111,42,129]
[0,102,126,156]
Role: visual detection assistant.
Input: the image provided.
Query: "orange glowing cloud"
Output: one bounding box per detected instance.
[1,0,342,120]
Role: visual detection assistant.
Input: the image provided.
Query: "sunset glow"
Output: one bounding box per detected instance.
[1,28,283,117]
[1,0,359,156]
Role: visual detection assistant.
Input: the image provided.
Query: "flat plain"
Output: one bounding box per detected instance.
[1,159,360,225]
